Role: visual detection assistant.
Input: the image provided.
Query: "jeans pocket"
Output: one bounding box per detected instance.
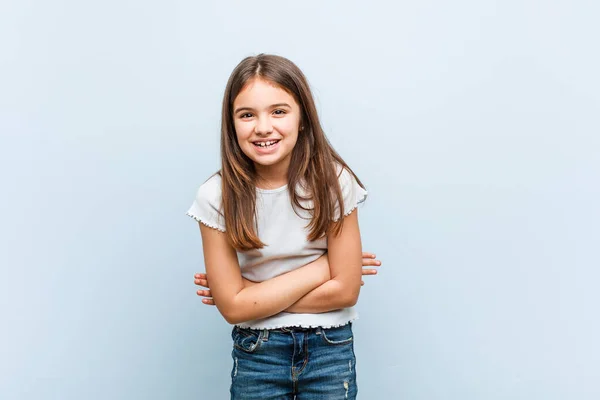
[232,326,264,353]
[320,324,354,346]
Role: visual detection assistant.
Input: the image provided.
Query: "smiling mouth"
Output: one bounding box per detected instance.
[253,139,281,148]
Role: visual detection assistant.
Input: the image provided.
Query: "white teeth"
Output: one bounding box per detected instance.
[255,140,278,147]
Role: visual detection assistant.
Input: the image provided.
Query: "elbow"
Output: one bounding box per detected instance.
[222,309,244,325]
[348,294,359,307]
[217,302,244,325]
[331,277,361,308]
[223,313,241,325]
[220,300,254,325]
[340,285,361,308]
[343,293,359,308]
[220,304,249,325]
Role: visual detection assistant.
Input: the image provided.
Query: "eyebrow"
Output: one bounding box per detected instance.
[234,103,292,114]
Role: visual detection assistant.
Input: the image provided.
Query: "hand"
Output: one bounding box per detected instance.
[359,252,381,286]
[194,252,382,306]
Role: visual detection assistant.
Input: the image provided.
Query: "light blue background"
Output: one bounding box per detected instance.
[1,1,598,399]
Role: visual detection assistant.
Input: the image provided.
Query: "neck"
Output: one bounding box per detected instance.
[254,158,290,189]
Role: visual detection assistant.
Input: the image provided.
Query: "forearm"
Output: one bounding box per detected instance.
[222,259,328,324]
[289,209,364,314]
[285,278,360,313]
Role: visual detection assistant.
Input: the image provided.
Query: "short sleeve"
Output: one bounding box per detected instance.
[186,174,226,232]
[333,166,368,221]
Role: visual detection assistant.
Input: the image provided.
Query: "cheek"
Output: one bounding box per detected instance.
[278,118,300,136]
[234,122,251,143]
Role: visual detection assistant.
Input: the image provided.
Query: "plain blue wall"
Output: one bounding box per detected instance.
[1,1,599,399]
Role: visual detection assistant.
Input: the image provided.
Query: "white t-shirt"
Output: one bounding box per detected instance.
[186,166,367,329]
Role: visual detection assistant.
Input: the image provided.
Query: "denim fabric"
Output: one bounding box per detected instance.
[230,323,358,400]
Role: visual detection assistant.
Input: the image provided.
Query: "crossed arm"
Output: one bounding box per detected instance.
[195,209,372,324]
[195,251,381,312]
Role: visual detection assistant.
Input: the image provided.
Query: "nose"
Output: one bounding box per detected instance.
[254,115,273,136]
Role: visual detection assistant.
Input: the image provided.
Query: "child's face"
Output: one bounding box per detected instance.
[233,78,301,175]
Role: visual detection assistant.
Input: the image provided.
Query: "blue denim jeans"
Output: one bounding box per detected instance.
[230,323,358,399]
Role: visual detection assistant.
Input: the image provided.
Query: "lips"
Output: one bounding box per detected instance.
[252,139,281,148]
[252,139,281,154]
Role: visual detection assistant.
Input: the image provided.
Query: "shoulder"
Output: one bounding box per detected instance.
[187,172,226,231]
[195,172,222,202]
[334,163,352,185]
[333,162,363,192]
[332,162,368,221]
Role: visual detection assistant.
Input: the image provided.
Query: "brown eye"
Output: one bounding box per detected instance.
[240,113,253,119]
[273,109,286,115]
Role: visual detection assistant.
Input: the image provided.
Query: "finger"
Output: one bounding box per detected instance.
[194,273,207,280]
[361,269,378,276]
[196,289,212,297]
[194,279,208,288]
[362,252,376,259]
[202,298,215,306]
[361,280,365,286]
[361,259,382,267]
[194,278,209,287]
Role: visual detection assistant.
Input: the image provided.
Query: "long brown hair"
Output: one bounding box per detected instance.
[219,54,364,251]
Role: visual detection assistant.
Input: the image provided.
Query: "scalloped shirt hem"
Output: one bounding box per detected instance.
[234,307,359,330]
[186,211,225,232]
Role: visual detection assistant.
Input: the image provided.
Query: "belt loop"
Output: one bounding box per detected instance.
[262,329,269,342]
[316,327,322,335]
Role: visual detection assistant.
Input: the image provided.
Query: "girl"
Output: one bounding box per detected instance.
[187,54,376,400]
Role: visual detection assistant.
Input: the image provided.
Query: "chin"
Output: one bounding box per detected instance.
[251,156,282,167]
[243,147,286,165]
